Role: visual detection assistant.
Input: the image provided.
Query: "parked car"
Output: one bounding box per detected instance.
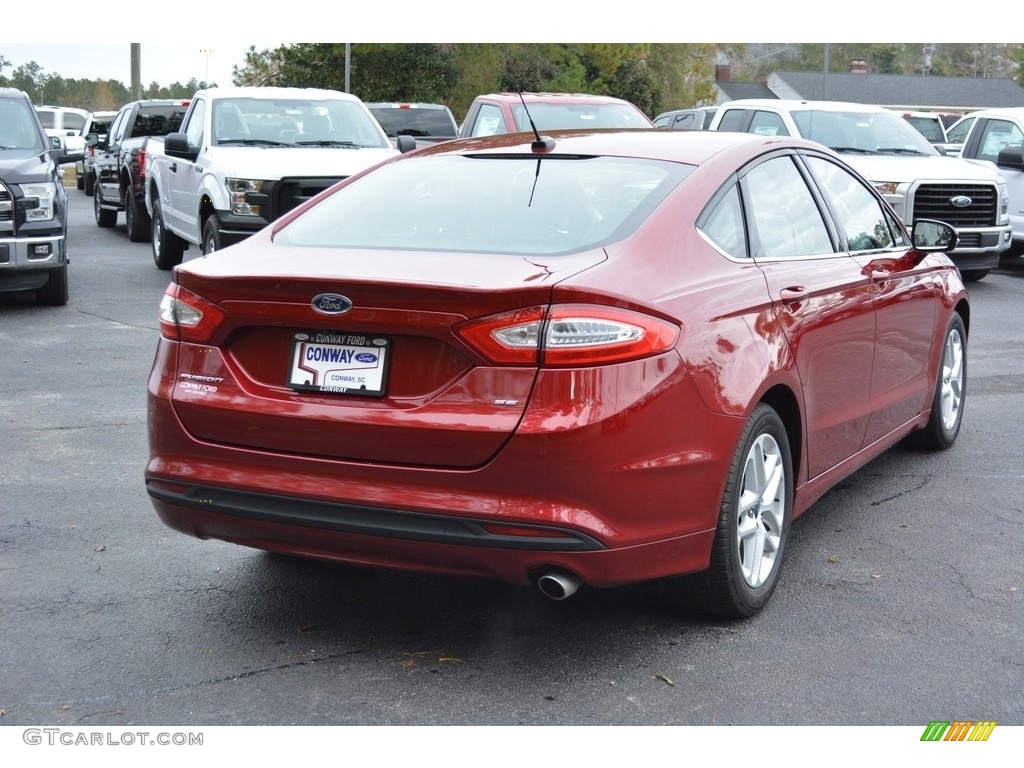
[709,99,1012,281]
[90,99,190,242]
[953,107,1024,257]
[1,88,76,305]
[458,92,653,138]
[146,128,969,618]
[145,87,407,269]
[34,105,88,161]
[76,110,117,194]
[653,107,718,130]
[366,102,458,148]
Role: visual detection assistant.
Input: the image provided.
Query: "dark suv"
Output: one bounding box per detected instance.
[0,88,75,305]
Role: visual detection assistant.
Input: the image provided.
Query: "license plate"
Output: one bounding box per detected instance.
[288,331,391,397]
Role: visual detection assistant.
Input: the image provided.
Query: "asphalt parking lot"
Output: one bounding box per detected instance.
[1,190,1022,729]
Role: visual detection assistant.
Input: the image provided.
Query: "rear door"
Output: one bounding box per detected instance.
[741,152,877,478]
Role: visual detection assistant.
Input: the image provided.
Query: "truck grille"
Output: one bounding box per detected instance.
[911,183,997,227]
[0,184,13,226]
[272,177,346,220]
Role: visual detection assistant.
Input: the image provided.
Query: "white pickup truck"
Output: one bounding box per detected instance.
[953,107,1024,259]
[709,99,1013,281]
[145,86,407,269]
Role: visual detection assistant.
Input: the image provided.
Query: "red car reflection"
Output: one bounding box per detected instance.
[146,129,968,617]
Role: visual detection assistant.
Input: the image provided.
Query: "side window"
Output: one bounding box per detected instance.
[945,116,974,145]
[750,111,789,137]
[37,109,55,129]
[184,100,206,149]
[976,119,1024,163]
[716,109,748,132]
[805,156,896,251]
[699,184,748,258]
[470,104,507,137]
[742,155,833,259]
[64,112,85,132]
[109,109,128,143]
[674,113,696,129]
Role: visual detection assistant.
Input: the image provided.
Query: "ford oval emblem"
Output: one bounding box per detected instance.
[355,353,378,363]
[311,293,353,315]
[949,195,973,208]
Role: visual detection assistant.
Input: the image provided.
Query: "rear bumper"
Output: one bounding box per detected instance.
[147,483,716,588]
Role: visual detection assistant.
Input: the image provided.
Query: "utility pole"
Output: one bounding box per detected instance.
[131,44,141,100]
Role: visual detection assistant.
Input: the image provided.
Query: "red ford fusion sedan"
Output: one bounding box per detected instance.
[146,128,968,617]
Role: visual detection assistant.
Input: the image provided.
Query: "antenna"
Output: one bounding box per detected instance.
[516,86,555,152]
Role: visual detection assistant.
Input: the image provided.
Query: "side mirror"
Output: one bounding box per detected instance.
[396,135,418,153]
[996,146,1024,172]
[912,219,959,252]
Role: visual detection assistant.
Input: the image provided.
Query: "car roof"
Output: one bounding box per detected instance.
[416,127,830,166]
[966,107,1024,118]
[366,102,451,110]
[193,87,365,102]
[477,92,640,105]
[720,99,889,114]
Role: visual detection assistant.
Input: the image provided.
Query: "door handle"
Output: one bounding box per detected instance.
[779,286,808,302]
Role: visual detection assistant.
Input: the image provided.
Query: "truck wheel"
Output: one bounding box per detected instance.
[76,175,84,191]
[94,186,116,228]
[125,191,150,243]
[84,173,95,197]
[959,269,988,282]
[36,265,69,307]
[151,201,185,270]
[202,217,222,255]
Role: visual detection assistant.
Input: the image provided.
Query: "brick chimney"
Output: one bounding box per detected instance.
[715,51,731,82]
[849,59,868,74]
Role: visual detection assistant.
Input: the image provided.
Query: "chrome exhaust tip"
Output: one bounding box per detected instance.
[536,570,582,600]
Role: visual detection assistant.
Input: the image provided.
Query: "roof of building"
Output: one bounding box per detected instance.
[766,70,1024,111]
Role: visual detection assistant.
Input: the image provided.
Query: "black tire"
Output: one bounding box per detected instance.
[125,190,150,243]
[959,269,988,282]
[151,201,185,271]
[94,185,116,228]
[76,175,84,191]
[202,217,222,255]
[675,403,793,618]
[84,173,95,197]
[903,313,966,451]
[36,265,69,306]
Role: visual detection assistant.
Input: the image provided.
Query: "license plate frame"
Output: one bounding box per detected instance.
[287,330,391,397]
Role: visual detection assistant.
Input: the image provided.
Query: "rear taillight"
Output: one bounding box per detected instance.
[457,305,678,367]
[137,147,147,179]
[158,284,226,343]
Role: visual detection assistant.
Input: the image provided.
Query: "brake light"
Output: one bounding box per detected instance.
[158,284,226,343]
[457,305,678,367]
[137,147,147,180]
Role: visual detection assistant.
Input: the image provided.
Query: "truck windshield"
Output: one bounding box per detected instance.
[212,98,390,149]
[792,110,938,156]
[0,99,45,150]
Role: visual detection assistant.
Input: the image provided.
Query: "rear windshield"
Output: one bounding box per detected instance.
[369,106,457,138]
[512,103,652,132]
[129,105,189,138]
[274,154,690,255]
